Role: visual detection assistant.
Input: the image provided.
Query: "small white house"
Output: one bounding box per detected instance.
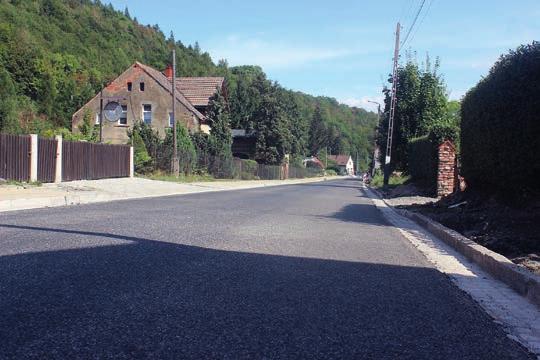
[328,155,354,175]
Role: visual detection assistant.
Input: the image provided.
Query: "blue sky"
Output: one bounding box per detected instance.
[109,0,539,111]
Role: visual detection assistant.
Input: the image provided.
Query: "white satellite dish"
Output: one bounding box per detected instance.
[103,101,123,122]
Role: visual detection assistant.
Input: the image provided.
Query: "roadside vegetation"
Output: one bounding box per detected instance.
[371,172,410,189]
[142,172,215,184]
[376,54,460,193]
[398,42,540,273]
[0,0,377,173]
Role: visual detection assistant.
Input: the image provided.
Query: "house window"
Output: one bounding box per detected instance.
[140,82,145,91]
[142,104,152,124]
[127,82,132,91]
[168,112,174,127]
[95,113,101,125]
[119,105,127,125]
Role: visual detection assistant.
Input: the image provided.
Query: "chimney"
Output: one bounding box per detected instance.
[164,64,173,81]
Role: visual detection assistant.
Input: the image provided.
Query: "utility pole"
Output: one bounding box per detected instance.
[171,48,180,177]
[384,22,400,186]
[99,89,103,143]
[367,101,382,177]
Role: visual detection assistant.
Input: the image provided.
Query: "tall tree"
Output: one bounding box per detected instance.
[308,105,327,156]
[378,55,448,171]
[206,87,232,157]
[253,82,292,164]
[0,67,19,133]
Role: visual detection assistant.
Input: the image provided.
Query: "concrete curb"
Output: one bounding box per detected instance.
[368,186,540,308]
[0,176,343,213]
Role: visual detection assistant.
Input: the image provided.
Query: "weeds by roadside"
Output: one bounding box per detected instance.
[140,171,216,183]
[371,173,410,189]
[0,180,43,188]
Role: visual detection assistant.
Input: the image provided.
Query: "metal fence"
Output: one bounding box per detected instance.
[176,151,322,180]
[62,141,131,182]
[37,137,57,183]
[288,166,323,179]
[0,133,31,182]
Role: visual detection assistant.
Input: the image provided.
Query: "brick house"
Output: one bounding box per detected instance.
[72,62,225,144]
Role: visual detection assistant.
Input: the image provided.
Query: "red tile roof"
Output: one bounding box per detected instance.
[175,77,224,107]
[327,155,351,166]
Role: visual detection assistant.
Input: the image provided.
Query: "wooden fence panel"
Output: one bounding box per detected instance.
[62,141,130,182]
[37,137,57,183]
[0,134,30,182]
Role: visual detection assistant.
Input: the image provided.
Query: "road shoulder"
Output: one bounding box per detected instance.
[0,176,343,213]
[364,185,540,357]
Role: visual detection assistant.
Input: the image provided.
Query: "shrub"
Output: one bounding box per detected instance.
[461,42,540,196]
[325,169,337,176]
[408,122,458,191]
[241,159,258,174]
[428,121,459,148]
[408,135,437,189]
[128,122,161,173]
[161,126,197,175]
[131,130,152,173]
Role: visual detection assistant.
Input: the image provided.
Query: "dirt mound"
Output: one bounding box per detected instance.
[403,191,540,274]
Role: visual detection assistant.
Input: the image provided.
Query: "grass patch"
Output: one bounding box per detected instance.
[371,173,410,189]
[141,171,215,183]
[1,180,42,187]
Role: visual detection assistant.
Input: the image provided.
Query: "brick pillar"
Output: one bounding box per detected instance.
[437,140,456,197]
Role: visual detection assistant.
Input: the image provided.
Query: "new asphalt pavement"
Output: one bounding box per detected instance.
[0,179,533,359]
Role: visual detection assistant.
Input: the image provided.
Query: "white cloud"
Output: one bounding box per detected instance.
[206,35,353,69]
[339,96,384,112]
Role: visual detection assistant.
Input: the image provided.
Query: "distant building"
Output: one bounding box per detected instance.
[231,129,257,159]
[303,156,325,170]
[72,62,225,144]
[328,155,354,175]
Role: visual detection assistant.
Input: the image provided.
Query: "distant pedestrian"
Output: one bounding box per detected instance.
[362,172,371,184]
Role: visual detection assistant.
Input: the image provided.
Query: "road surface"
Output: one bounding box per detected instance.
[0,179,532,359]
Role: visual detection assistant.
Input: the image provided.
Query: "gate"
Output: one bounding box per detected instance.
[0,133,31,182]
[37,137,57,183]
[62,141,130,181]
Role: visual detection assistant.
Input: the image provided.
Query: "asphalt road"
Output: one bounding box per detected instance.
[0,179,533,359]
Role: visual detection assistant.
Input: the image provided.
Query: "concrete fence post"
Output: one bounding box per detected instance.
[129,146,134,178]
[29,134,38,182]
[54,134,63,183]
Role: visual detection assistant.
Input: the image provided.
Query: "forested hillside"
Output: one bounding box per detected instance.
[0,0,377,167]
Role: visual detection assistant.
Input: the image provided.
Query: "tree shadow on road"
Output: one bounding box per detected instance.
[0,224,532,359]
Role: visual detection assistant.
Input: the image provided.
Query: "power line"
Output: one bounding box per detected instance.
[405,0,434,48]
[400,0,427,48]
[398,0,415,25]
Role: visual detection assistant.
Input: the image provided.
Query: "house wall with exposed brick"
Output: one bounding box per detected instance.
[72,64,200,144]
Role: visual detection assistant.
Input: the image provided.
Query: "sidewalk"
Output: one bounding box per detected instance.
[0,176,343,213]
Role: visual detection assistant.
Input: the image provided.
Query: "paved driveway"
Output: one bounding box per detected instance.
[0,179,532,359]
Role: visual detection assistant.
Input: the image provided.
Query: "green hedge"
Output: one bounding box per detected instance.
[408,135,437,188]
[461,42,540,194]
[429,121,459,149]
[408,122,459,190]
